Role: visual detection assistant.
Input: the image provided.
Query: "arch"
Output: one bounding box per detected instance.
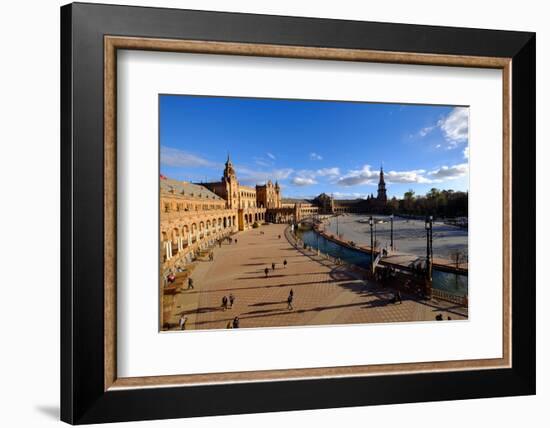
[171,227,180,243]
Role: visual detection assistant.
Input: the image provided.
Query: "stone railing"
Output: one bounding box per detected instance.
[432,288,468,307]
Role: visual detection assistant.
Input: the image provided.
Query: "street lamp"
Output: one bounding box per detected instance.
[425,215,433,282]
[390,214,394,251]
[368,216,374,275]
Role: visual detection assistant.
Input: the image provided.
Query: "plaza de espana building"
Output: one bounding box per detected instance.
[160,158,388,275]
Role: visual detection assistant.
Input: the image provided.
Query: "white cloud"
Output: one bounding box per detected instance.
[463,146,469,159]
[160,146,218,168]
[385,169,431,184]
[291,176,317,186]
[331,192,369,200]
[428,163,468,180]
[438,107,469,146]
[254,159,271,167]
[336,165,379,186]
[316,167,340,177]
[416,107,469,149]
[309,152,323,161]
[336,165,429,186]
[419,125,436,137]
[266,152,276,160]
[237,166,293,186]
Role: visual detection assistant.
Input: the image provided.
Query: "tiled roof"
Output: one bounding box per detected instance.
[282,198,312,204]
[161,178,223,200]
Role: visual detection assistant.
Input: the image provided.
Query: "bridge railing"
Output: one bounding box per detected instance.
[431,289,468,306]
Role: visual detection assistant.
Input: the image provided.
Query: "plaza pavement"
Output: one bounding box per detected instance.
[168,224,467,331]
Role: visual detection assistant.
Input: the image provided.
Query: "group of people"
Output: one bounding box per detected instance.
[226,316,240,328]
[221,293,236,311]
[263,259,288,277]
[435,314,452,321]
[389,290,402,304]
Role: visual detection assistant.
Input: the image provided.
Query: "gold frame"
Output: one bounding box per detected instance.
[104,36,512,391]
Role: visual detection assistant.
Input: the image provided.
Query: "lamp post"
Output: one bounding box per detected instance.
[368,216,374,275]
[425,215,433,282]
[390,214,394,251]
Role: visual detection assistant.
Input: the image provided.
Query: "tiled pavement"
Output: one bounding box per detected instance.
[168,224,467,331]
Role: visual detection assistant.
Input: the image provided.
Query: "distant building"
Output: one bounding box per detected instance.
[256,180,282,209]
[290,165,389,215]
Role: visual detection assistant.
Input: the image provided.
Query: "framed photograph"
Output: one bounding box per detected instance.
[61,2,535,424]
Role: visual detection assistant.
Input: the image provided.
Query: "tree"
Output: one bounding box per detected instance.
[449,249,468,269]
[402,189,416,213]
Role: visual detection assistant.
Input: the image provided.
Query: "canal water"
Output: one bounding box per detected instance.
[297,229,468,297]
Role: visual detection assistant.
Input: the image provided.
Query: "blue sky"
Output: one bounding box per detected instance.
[160,95,469,199]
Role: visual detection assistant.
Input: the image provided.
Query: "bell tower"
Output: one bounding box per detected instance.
[377,165,387,202]
[222,154,239,209]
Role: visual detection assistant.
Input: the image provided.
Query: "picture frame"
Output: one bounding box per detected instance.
[61,2,535,424]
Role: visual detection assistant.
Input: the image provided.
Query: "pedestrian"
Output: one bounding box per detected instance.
[222,295,228,311]
[232,316,240,328]
[264,267,269,278]
[289,288,294,298]
[435,314,443,321]
[187,277,194,289]
[278,234,281,239]
[272,262,276,271]
[287,293,294,310]
[234,239,238,244]
[283,259,288,268]
[179,315,188,330]
[229,293,235,308]
[447,316,452,320]
[226,321,232,329]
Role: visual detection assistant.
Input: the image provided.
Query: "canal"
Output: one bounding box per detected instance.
[297,228,468,297]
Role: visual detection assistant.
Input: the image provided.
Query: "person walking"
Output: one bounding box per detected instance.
[179,315,188,331]
[287,293,294,310]
[283,259,287,269]
[278,234,281,239]
[187,277,194,290]
[264,267,269,278]
[271,262,276,271]
[226,321,232,329]
[222,295,228,311]
[289,288,294,298]
[229,293,235,308]
[234,239,238,245]
[232,316,240,328]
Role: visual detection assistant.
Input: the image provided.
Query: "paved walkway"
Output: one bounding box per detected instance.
[167,224,467,331]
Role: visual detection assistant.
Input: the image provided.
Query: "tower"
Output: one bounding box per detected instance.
[274,181,281,208]
[223,154,237,181]
[377,166,387,203]
[222,154,239,209]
